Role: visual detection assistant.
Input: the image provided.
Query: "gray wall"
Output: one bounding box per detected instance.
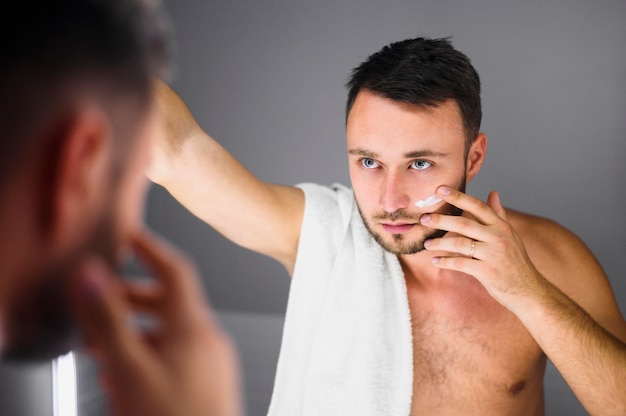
[147,1,626,415]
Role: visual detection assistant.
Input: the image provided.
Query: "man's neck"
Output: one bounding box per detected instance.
[398,249,447,286]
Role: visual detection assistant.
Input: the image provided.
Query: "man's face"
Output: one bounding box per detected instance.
[1,104,158,362]
[346,90,469,255]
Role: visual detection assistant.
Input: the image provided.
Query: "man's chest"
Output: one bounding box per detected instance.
[406,272,545,414]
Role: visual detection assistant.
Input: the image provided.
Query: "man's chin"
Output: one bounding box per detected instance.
[376,227,447,255]
[1,258,83,363]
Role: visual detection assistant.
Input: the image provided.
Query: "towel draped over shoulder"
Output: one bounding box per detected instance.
[267,183,413,416]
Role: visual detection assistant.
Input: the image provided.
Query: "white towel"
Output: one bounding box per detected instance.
[267,183,413,415]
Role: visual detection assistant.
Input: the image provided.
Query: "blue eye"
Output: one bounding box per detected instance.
[411,160,432,170]
[361,158,379,169]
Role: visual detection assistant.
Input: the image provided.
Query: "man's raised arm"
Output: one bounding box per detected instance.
[147,80,304,272]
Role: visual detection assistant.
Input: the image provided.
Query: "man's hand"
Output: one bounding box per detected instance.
[419,186,626,415]
[69,230,242,416]
[419,186,547,312]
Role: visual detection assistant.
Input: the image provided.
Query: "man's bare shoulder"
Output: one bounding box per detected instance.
[505,208,600,279]
[505,208,587,262]
[505,208,626,339]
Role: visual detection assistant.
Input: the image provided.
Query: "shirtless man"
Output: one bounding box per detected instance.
[150,37,626,415]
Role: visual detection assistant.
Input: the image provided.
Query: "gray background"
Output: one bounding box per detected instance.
[0,0,624,415]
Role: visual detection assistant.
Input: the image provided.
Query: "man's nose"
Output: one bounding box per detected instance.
[379,172,411,213]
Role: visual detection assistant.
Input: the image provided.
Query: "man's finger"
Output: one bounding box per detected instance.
[487,190,509,221]
[425,236,485,260]
[70,257,146,369]
[131,230,203,302]
[436,186,501,225]
[123,280,164,312]
[420,212,489,242]
[431,255,481,276]
[130,229,216,328]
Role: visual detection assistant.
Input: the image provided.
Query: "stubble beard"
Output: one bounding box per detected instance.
[1,209,119,362]
[358,180,466,256]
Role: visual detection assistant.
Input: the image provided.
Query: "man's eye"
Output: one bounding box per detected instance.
[411,160,432,170]
[361,158,379,169]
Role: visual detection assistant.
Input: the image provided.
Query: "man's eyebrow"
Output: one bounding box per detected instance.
[348,149,378,158]
[404,150,450,158]
[348,148,450,158]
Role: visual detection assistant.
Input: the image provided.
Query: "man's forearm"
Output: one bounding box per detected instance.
[515,279,626,416]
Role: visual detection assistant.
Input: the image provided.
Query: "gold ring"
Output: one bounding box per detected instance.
[469,239,476,258]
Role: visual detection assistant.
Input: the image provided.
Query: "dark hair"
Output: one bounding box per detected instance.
[346,37,481,150]
[0,0,170,185]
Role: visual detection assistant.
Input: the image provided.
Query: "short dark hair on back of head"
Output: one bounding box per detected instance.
[346,37,482,151]
[0,0,170,185]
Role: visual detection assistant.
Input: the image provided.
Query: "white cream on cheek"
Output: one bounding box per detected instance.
[414,194,442,208]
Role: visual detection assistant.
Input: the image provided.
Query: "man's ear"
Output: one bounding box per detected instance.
[40,106,113,248]
[465,132,487,182]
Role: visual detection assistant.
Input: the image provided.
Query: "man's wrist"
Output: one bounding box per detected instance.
[498,271,560,327]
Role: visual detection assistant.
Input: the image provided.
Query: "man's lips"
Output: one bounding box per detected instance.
[381,222,416,234]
